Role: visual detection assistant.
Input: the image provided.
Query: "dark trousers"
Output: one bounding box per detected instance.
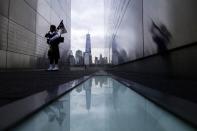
[50,57,58,64]
[48,45,60,65]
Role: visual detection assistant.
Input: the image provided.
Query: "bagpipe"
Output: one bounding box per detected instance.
[45,20,67,45]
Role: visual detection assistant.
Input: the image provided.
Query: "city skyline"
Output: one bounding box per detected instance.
[70,49,108,64]
[69,33,107,65]
[71,0,107,60]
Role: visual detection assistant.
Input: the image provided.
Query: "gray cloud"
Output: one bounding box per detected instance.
[71,0,106,58]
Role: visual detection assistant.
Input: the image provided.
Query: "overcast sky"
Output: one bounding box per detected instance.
[71,0,106,59]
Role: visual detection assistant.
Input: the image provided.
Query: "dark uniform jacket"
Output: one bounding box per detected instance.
[45,32,60,59]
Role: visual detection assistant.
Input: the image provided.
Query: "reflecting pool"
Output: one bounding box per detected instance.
[12,76,196,131]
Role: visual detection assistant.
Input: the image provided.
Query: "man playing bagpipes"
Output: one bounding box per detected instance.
[45,20,67,71]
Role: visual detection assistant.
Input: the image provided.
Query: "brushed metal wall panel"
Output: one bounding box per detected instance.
[116,0,143,61]
[0,0,9,17]
[37,0,50,22]
[24,0,38,11]
[8,21,36,56]
[0,50,6,68]
[9,0,36,33]
[106,0,197,64]
[143,0,197,56]
[110,0,143,64]
[36,14,50,37]
[35,35,48,57]
[0,0,71,69]
[6,51,31,68]
[0,15,8,50]
[50,9,61,26]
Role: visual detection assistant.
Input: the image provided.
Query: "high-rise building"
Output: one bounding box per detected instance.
[84,33,92,65]
[95,57,99,65]
[98,54,108,65]
[85,34,91,53]
[69,55,75,66]
[68,50,75,66]
[84,52,90,66]
[99,54,103,64]
[103,57,108,64]
[75,50,84,65]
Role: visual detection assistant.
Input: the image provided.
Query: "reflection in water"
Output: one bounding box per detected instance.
[44,88,69,127]
[112,80,126,110]
[94,76,108,88]
[75,77,110,111]
[150,20,173,76]
[84,79,92,110]
[112,34,128,65]
[44,100,66,126]
[13,92,70,131]
[150,21,172,54]
[13,77,196,131]
[112,81,119,110]
[75,84,83,93]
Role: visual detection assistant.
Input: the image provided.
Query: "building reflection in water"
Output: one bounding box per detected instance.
[94,76,108,88]
[13,77,195,131]
[13,77,137,131]
[43,90,70,131]
[13,89,71,131]
[111,79,127,110]
[74,77,111,112]
[84,79,92,111]
[43,99,69,126]
[75,84,83,93]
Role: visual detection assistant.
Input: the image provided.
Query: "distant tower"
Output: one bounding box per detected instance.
[84,33,92,65]
[85,33,91,53]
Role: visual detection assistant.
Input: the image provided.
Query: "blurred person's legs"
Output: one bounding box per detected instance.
[52,46,60,71]
[52,58,59,71]
[48,57,54,71]
[48,46,59,71]
[48,57,59,71]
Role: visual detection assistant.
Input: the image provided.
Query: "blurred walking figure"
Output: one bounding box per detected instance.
[150,21,172,54]
[45,25,61,71]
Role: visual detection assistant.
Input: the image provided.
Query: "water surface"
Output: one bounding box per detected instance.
[13,76,196,131]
